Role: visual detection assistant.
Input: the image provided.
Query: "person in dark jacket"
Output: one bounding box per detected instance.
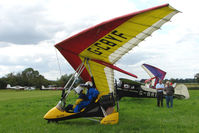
[164,81,175,108]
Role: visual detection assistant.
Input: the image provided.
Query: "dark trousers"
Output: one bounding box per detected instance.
[157,92,163,107]
[165,96,173,108]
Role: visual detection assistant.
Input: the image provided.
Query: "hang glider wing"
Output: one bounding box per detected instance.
[142,63,166,80]
[55,4,179,95]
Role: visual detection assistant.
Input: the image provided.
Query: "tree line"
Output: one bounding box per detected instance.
[0,68,83,89]
[0,68,198,89]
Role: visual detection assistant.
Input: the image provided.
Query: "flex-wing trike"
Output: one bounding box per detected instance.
[43,4,179,124]
[43,60,121,124]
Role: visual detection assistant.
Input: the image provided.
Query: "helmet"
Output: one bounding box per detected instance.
[85,81,93,87]
[74,86,84,94]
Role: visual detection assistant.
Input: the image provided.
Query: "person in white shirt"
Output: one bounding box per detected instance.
[155,79,164,107]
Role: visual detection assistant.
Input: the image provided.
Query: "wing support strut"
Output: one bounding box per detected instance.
[58,58,86,109]
[91,59,138,78]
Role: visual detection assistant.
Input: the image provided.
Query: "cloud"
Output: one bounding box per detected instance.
[0,0,138,45]
[0,0,139,80]
[0,1,65,44]
[117,51,157,66]
[0,40,76,80]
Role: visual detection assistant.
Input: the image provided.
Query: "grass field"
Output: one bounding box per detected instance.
[0,90,198,133]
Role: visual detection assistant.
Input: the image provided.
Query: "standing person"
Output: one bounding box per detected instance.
[155,79,164,107]
[164,81,175,108]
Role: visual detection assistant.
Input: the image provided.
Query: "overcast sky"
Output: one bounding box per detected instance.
[0,0,199,81]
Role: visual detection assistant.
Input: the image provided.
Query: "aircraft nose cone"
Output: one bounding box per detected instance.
[43,107,59,119]
[43,112,50,119]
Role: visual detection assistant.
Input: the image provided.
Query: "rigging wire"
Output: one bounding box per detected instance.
[55,48,62,78]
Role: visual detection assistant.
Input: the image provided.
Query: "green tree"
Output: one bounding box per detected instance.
[2,68,49,89]
[56,74,84,88]
[0,68,85,89]
[56,74,73,87]
[0,78,7,89]
[21,68,49,88]
[194,73,199,83]
[5,72,18,86]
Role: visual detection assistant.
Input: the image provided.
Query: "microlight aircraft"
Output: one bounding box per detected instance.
[44,4,179,124]
[6,84,36,90]
[6,84,25,90]
[41,85,64,90]
[141,64,189,99]
[116,64,190,99]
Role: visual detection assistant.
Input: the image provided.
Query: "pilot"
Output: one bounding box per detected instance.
[73,81,99,113]
[64,85,87,112]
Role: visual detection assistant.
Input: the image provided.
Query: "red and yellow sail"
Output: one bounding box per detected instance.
[55,4,179,96]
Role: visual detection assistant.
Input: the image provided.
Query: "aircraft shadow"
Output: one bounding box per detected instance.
[57,119,99,125]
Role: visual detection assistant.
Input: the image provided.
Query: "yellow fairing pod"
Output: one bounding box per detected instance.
[44,106,75,119]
